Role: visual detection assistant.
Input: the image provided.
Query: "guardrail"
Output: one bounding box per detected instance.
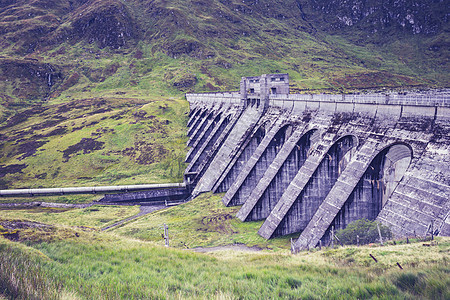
[271,91,450,107]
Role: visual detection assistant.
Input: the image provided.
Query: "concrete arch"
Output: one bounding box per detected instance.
[187,114,232,174]
[321,143,413,243]
[237,128,319,222]
[186,113,223,163]
[264,134,358,238]
[224,123,296,206]
[188,111,216,147]
[214,121,270,193]
[192,102,266,195]
[293,139,414,251]
[187,110,208,137]
[188,107,201,126]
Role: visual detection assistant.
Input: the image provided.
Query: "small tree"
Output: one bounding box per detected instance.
[336,219,391,245]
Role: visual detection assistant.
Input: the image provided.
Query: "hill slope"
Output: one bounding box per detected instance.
[0,0,448,189]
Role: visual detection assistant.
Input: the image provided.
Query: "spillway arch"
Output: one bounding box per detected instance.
[223,122,296,206]
[237,127,321,222]
[268,133,359,238]
[320,142,413,245]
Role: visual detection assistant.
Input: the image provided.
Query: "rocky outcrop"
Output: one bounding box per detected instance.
[0,58,62,101]
[50,0,139,49]
[303,0,447,35]
[0,0,139,53]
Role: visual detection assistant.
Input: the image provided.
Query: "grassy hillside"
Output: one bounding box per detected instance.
[0,0,448,190]
[0,194,448,299]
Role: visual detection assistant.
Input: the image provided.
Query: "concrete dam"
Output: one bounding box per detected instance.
[184,73,450,252]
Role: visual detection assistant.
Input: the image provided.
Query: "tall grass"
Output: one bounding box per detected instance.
[0,241,62,299]
[1,233,448,299]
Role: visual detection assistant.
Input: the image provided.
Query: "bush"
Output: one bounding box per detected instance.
[336,219,391,245]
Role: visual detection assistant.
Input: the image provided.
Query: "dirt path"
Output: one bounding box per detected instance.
[1,199,186,231]
[101,204,167,231]
[191,244,262,253]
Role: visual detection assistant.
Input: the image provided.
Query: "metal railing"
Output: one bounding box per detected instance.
[271,91,450,107]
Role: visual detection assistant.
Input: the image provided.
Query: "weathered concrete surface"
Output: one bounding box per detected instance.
[213,120,267,193]
[236,126,316,221]
[99,186,189,203]
[191,103,264,195]
[185,74,450,249]
[222,116,288,206]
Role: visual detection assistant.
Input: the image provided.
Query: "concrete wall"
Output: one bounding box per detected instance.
[185,79,449,250]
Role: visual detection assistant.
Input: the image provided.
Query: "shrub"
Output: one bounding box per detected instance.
[336,219,391,245]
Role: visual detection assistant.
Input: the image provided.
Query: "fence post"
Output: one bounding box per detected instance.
[331,226,334,249]
[377,223,383,245]
[164,223,169,247]
[431,220,434,240]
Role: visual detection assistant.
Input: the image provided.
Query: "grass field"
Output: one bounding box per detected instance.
[0,193,448,299]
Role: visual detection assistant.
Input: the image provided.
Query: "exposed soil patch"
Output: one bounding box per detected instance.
[198,213,237,234]
[122,140,167,165]
[0,164,27,178]
[62,138,105,161]
[0,218,89,242]
[1,220,55,230]
[0,219,56,242]
[191,244,262,253]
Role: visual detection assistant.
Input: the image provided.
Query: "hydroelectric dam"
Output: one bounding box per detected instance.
[184,73,450,252]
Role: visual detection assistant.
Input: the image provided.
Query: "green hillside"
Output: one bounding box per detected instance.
[0,0,448,189]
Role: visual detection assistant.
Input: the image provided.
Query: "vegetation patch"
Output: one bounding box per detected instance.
[17,140,48,160]
[0,205,140,229]
[336,219,392,245]
[0,218,87,243]
[114,193,291,250]
[62,138,105,162]
[0,164,27,178]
